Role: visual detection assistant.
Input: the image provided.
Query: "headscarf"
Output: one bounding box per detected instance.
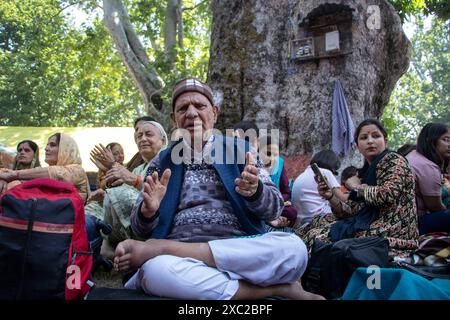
[145,120,169,151]
[56,134,82,166]
[127,121,168,171]
[47,133,88,201]
[13,140,41,170]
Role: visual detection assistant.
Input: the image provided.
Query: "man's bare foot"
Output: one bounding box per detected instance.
[113,239,165,273]
[279,282,325,300]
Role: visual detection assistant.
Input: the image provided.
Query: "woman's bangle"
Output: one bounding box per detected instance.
[134,175,142,189]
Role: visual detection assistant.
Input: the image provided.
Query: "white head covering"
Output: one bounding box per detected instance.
[142,121,168,150]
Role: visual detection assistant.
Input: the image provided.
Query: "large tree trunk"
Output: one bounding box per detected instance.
[208,0,411,176]
[103,0,165,119]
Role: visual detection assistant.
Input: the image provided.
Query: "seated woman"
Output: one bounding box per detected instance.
[123,116,158,173]
[259,135,297,228]
[297,119,419,257]
[86,142,125,214]
[2,140,42,189]
[13,140,41,170]
[405,123,450,234]
[291,150,343,228]
[95,142,125,189]
[88,120,168,258]
[397,143,450,213]
[0,133,89,201]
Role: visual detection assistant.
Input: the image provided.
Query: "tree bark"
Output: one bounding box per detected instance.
[208,0,411,176]
[164,0,181,67]
[177,2,186,70]
[103,0,165,119]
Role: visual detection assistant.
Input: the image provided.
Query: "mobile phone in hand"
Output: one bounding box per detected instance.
[311,163,332,189]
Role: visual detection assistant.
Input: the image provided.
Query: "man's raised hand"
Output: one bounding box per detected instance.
[141,169,172,218]
[235,152,259,197]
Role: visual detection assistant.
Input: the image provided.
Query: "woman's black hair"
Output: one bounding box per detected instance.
[354,119,387,144]
[17,140,39,154]
[233,120,259,134]
[396,144,416,157]
[310,150,341,173]
[49,133,61,145]
[416,122,449,167]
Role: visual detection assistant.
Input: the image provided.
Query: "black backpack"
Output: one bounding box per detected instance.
[302,237,391,299]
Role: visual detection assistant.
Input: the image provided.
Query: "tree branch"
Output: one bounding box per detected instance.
[103,0,165,114]
[50,1,103,20]
[50,2,79,20]
[182,0,208,11]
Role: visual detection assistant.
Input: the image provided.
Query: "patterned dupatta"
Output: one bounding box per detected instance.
[329,149,390,242]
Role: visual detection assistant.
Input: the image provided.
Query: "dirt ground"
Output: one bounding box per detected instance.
[91,269,123,289]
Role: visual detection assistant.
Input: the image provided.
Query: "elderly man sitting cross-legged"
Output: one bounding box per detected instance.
[113,77,323,300]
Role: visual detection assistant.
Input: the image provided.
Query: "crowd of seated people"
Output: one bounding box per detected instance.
[0,77,449,300]
[0,133,89,200]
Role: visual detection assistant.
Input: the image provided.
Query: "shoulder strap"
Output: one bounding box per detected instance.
[397,261,450,280]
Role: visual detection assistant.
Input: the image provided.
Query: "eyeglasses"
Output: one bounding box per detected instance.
[441,137,450,145]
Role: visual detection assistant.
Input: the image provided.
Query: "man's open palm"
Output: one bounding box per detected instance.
[141,169,172,218]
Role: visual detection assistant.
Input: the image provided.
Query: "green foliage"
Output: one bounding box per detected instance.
[388,0,426,22]
[128,0,211,105]
[424,0,450,20]
[388,0,450,21]
[382,15,450,150]
[0,0,211,127]
[0,0,142,126]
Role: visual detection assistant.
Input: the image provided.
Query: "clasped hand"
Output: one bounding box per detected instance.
[104,165,134,187]
[90,144,116,172]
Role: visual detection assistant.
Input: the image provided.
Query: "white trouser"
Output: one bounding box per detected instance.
[124,231,308,300]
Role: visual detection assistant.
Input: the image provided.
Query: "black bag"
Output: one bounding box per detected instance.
[395,261,450,280]
[302,237,391,299]
[394,232,450,280]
